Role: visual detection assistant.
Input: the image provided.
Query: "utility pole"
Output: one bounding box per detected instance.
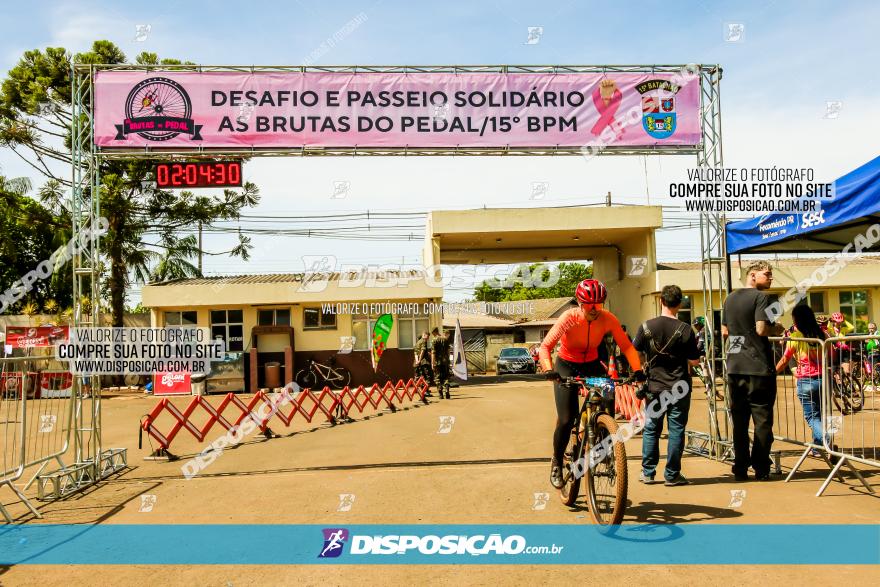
[198,221,203,273]
[606,191,612,206]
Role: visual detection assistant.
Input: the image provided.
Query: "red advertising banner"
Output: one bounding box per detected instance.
[5,326,69,348]
[93,70,701,149]
[40,371,74,398]
[154,371,191,396]
[0,372,39,399]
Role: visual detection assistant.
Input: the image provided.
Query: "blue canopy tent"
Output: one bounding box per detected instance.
[726,155,880,254]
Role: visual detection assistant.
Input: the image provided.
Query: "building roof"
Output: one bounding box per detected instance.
[441,297,575,329]
[442,314,514,329]
[147,270,426,287]
[511,297,575,322]
[658,256,880,271]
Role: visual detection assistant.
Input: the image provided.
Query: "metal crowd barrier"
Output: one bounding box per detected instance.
[0,356,75,522]
[767,335,844,484]
[819,334,878,496]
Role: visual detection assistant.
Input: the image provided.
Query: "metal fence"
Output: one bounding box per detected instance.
[768,335,834,482]
[0,356,76,522]
[820,334,878,496]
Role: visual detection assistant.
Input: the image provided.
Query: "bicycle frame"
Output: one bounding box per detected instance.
[561,376,619,482]
[311,360,343,382]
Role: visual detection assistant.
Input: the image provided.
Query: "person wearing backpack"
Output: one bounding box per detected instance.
[632,285,701,486]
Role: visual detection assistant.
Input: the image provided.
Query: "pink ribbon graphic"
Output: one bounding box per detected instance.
[590,86,623,138]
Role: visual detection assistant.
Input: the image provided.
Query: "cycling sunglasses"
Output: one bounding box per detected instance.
[579,302,604,311]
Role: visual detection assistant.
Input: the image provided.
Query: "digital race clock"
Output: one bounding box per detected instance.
[155,161,243,188]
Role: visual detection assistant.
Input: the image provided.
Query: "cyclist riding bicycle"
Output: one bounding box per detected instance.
[539,279,646,489]
[829,312,856,374]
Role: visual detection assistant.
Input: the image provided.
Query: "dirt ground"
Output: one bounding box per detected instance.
[1,378,878,585]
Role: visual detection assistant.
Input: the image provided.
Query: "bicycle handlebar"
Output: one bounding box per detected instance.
[561,374,638,387]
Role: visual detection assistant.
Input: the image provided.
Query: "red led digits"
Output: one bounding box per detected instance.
[155,161,243,188]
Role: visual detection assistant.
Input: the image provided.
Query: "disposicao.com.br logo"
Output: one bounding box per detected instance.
[318,528,563,557]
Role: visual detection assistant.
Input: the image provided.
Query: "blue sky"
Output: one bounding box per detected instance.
[1,0,878,302]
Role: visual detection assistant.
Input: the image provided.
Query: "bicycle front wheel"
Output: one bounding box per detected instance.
[846,374,865,412]
[559,428,584,507]
[295,369,318,390]
[586,413,628,525]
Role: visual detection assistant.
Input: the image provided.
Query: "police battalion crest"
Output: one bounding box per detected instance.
[114,77,202,141]
[637,78,681,140]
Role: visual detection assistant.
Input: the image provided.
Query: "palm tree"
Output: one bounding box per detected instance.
[147,234,202,282]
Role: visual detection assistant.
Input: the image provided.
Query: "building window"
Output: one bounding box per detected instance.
[808,291,825,313]
[398,307,429,349]
[678,295,692,325]
[539,328,551,341]
[164,311,197,326]
[211,309,244,352]
[303,307,337,330]
[258,308,291,326]
[839,290,869,332]
[351,314,375,351]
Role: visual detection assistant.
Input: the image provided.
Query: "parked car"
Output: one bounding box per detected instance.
[496,347,536,375]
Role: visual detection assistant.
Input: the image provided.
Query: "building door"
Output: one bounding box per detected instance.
[463,330,487,373]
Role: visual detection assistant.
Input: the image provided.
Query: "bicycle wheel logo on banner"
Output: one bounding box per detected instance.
[114,77,202,141]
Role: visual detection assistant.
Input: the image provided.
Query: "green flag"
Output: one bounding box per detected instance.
[371,313,394,372]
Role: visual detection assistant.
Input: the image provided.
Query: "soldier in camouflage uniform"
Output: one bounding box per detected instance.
[413,331,434,395]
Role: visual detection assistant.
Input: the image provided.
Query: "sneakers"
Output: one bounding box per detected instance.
[550,458,564,489]
[754,473,772,482]
[664,474,690,486]
[639,472,656,484]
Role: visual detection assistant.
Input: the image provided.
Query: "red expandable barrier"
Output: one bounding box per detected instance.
[141,377,429,451]
[614,383,645,422]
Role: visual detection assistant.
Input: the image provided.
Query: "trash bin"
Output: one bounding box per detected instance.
[264,362,281,389]
[191,373,207,396]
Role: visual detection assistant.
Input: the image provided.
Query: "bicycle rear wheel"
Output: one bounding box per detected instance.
[559,428,584,506]
[586,413,628,525]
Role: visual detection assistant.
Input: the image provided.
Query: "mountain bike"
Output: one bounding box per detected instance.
[558,375,639,525]
[850,349,880,391]
[295,357,352,390]
[830,363,864,414]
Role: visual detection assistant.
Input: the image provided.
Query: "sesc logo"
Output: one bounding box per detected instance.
[318,528,349,558]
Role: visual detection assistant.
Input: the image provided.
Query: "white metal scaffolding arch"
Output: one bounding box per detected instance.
[55,62,730,503]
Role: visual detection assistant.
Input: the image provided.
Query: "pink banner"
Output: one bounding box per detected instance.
[94,71,701,149]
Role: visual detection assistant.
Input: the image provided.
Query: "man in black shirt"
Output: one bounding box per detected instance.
[632,285,701,486]
[722,260,785,481]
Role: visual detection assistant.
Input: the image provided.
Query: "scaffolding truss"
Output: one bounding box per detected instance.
[57,62,728,508]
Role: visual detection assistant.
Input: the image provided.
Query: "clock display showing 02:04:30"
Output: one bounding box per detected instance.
[155,161,243,188]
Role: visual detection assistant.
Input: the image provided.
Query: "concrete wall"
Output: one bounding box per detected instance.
[151,298,438,353]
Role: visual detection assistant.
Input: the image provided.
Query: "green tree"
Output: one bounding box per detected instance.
[0,41,258,326]
[0,173,73,313]
[473,262,593,302]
